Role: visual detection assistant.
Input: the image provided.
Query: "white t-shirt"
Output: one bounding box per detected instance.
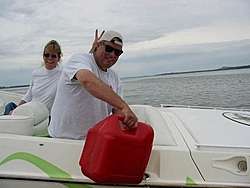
[48,52,123,140]
[22,67,62,114]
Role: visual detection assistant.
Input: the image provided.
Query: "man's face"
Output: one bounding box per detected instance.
[95,40,123,71]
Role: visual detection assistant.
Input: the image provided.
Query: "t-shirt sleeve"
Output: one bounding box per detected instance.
[109,70,123,99]
[116,76,123,99]
[64,53,93,82]
[118,86,123,99]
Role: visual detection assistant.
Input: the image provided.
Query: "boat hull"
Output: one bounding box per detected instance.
[1,90,250,187]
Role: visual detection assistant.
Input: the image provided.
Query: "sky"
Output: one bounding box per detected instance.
[1,0,250,86]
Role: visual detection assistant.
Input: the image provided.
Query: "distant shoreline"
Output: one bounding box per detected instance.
[122,64,250,80]
[155,64,250,76]
[1,64,250,89]
[0,84,29,89]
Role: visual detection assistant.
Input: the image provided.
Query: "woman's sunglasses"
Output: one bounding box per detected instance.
[101,42,123,57]
[43,53,58,59]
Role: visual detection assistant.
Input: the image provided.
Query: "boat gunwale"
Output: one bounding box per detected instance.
[160,104,250,112]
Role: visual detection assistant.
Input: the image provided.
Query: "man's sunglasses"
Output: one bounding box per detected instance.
[43,53,58,59]
[101,42,123,57]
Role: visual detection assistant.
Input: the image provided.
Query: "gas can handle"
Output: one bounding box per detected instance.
[117,116,125,121]
[117,116,126,130]
[117,115,136,132]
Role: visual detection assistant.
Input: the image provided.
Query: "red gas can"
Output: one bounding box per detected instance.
[79,115,154,184]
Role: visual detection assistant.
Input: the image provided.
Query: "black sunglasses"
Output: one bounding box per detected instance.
[101,42,123,57]
[43,53,58,59]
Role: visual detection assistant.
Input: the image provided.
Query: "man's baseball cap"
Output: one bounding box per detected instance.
[98,30,123,47]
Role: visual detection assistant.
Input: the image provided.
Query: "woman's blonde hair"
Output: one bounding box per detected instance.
[43,40,63,60]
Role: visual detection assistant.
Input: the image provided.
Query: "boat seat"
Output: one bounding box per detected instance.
[0,96,5,115]
[0,101,49,136]
[0,115,34,135]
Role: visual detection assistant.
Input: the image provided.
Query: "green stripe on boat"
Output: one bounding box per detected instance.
[186,176,197,185]
[1,152,93,188]
[0,152,72,179]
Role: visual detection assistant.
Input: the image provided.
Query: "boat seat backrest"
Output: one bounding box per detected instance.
[0,101,49,136]
[0,97,5,115]
[12,102,49,125]
[12,101,49,136]
[131,105,176,146]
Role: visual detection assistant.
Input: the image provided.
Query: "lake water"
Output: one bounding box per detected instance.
[3,69,250,110]
[122,69,250,110]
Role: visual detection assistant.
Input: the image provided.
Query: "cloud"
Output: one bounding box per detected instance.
[115,39,250,77]
[0,0,250,86]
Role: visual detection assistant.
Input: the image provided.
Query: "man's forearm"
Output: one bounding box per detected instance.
[76,69,127,110]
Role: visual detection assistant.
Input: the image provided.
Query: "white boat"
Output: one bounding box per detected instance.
[0,90,249,188]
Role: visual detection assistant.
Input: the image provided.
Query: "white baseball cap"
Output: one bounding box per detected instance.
[98,30,123,47]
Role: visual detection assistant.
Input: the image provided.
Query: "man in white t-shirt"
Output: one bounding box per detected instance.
[48,30,138,139]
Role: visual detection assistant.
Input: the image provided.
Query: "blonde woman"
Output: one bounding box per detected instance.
[4,40,63,115]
